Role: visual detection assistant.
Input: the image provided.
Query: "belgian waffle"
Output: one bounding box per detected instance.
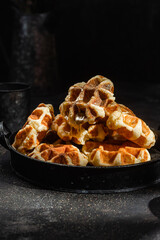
[52,114,109,145]
[106,105,155,149]
[60,75,115,127]
[28,143,88,166]
[12,103,54,154]
[82,141,151,166]
[82,140,139,156]
[105,101,135,117]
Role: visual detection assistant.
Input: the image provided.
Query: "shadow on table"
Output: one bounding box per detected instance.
[149,196,160,220]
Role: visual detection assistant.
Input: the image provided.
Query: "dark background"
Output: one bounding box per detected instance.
[0,0,160,96]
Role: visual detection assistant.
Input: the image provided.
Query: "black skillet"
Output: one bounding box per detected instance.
[1,121,160,193]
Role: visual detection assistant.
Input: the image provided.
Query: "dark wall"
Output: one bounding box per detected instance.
[0,1,12,82]
[1,0,160,94]
[55,0,160,87]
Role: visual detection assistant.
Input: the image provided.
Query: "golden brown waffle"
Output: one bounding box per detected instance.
[52,114,109,145]
[60,75,115,127]
[82,141,151,166]
[28,143,88,166]
[12,103,54,154]
[105,101,135,117]
[106,104,155,149]
[82,140,138,156]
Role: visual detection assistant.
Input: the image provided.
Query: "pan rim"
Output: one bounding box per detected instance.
[0,82,31,93]
[10,166,160,193]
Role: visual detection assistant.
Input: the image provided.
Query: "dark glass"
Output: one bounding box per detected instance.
[10,7,58,95]
[0,82,31,132]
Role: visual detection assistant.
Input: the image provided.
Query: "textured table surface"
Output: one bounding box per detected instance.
[1,82,160,240]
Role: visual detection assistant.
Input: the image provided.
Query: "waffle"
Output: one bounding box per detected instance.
[60,75,115,127]
[106,105,155,149]
[105,101,135,117]
[82,140,139,156]
[82,141,151,166]
[28,143,88,166]
[52,114,109,145]
[12,103,54,154]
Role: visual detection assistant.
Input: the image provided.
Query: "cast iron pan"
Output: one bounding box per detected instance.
[1,121,160,194]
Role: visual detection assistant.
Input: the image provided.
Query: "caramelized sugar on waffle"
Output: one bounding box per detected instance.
[52,114,109,145]
[60,75,115,127]
[106,103,155,149]
[82,141,151,166]
[28,143,88,166]
[105,101,135,117]
[12,103,54,154]
[82,140,138,156]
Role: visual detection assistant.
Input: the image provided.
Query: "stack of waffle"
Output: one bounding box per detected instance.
[12,75,156,166]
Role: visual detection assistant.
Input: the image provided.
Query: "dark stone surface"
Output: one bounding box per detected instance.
[1,149,160,240]
[0,83,160,240]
